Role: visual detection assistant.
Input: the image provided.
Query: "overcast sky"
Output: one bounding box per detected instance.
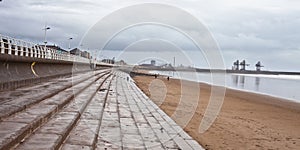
[1,0,300,71]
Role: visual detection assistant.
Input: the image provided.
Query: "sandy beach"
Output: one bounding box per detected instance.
[133,75,300,150]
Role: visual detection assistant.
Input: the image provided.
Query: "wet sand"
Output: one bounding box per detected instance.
[133,75,300,150]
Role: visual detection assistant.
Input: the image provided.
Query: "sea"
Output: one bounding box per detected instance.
[150,70,300,103]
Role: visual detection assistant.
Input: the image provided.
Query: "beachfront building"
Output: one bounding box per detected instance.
[151,60,156,66]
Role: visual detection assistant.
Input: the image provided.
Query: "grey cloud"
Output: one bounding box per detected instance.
[1,0,300,71]
[104,24,199,51]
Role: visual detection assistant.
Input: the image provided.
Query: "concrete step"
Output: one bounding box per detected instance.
[15,74,113,150]
[0,71,111,149]
[60,76,114,149]
[0,69,110,120]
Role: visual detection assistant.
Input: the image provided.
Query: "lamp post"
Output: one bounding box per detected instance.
[43,26,50,48]
[68,37,73,50]
[43,25,50,58]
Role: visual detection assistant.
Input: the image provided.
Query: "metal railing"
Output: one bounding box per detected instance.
[0,34,90,63]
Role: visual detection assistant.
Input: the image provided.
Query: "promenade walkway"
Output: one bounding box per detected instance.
[0,69,203,149]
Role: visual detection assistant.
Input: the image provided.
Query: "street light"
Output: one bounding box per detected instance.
[68,37,73,50]
[43,25,51,54]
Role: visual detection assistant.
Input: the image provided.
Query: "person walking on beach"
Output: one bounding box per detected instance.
[167,76,170,81]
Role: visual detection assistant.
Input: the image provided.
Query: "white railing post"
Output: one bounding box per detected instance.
[12,39,17,56]
[42,46,45,58]
[36,45,40,58]
[46,47,49,59]
[41,47,44,58]
[24,43,29,57]
[45,47,48,59]
[36,46,39,58]
[29,45,33,57]
[30,46,33,57]
[21,41,26,56]
[8,39,12,55]
[19,45,23,56]
[31,45,34,57]
[37,46,41,58]
[14,40,18,56]
[35,46,38,58]
[0,36,4,54]
[45,47,49,59]
[41,46,44,58]
[40,46,44,58]
[18,41,22,56]
[34,46,37,58]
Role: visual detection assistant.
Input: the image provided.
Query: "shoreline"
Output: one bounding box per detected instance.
[145,70,300,103]
[131,70,300,110]
[132,74,300,149]
[131,70,300,111]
